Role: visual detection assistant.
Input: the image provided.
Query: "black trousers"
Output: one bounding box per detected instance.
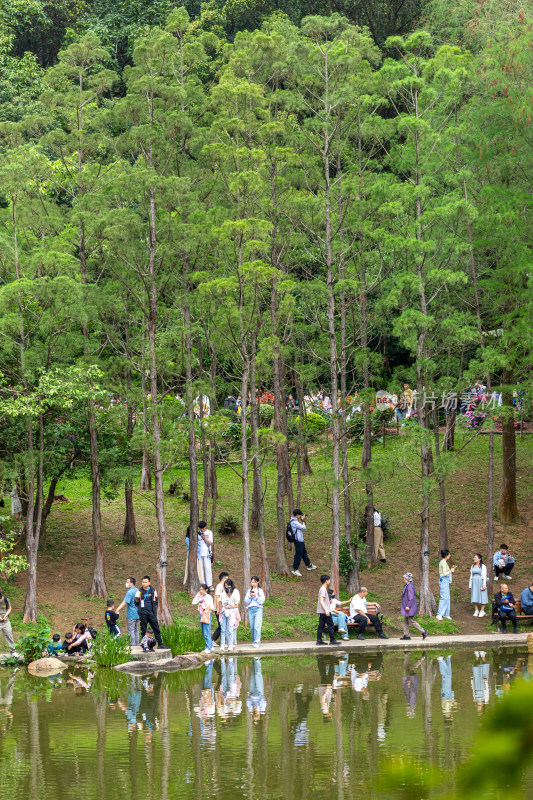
[293,540,311,570]
[316,613,335,643]
[140,611,162,646]
[352,613,383,636]
[499,610,517,630]
[212,612,221,642]
[495,563,514,577]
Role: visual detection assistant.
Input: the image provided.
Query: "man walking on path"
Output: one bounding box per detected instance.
[197,521,214,589]
[316,574,336,646]
[0,591,17,657]
[290,509,317,577]
[135,576,165,649]
[116,577,140,646]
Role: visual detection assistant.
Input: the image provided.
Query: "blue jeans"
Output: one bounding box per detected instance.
[200,619,212,650]
[248,606,263,644]
[438,575,451,617]
[220,614,237,647]
[331,612,349,638]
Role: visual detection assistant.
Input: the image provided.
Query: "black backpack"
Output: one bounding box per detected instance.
[88,626,98,640]
[285,520,295,543]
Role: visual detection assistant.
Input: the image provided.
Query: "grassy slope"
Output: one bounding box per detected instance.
[5,428,533,646]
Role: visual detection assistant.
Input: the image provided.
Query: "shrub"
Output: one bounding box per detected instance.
[258,403,274,424]
[16,627,50,663]
[339,537,356,579]
[160,621,204,656]
[295,411,328,439]
[217,513,240,537]
[92,630,131,667]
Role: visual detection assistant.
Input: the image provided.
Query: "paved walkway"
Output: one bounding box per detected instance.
[215,631,530,657]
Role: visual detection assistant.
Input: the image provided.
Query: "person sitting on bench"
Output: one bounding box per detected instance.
[520,581,533,616]
[349,587,388,641]
[493,584,518,633]
[493,544,515,581]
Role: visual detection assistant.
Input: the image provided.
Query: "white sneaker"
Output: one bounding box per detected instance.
[203,648,211,654]
[507,575,513,580]
[221,645,228,651]
[479,610,485,618]
[473,610,479,616]
[252,643,259,648]
[212,642,220,648]
[494,576,499,582]
[436,615,443,621]
[229,645,235,651]
[444,616,452,620]
[291,570,302,577]
[307,564,317,571]
[338,628,347,634]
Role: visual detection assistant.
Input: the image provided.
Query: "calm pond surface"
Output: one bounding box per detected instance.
[0,647,531,799]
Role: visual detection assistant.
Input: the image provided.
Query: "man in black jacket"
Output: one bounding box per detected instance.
[135,576,166,649]
[493,584,519,633]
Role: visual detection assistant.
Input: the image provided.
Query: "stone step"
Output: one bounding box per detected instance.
[129,646,172,661]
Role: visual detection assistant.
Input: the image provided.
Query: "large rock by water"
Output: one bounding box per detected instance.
[114,652,210,674]
[28,657,68,676]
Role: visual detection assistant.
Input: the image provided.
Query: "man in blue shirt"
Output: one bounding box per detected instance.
[520,581,533,615]
[116,577,140,646]
[493,544,515,581]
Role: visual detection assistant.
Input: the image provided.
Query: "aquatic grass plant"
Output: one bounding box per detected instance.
[160,620,204,656]
[92,630,131,667]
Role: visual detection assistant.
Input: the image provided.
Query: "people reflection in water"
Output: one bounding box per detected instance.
[402,653,419,718]
[471,651,490,711]
[66,670,94,694]
[333,655,350,689]
[438,656,458,720]
[194,660,216,720]
[246,657,267,722]
[350,655,382,699]
[217,658,242,719]
[292,683,313,746]
[117,676,142,732]
[0,672,15,733]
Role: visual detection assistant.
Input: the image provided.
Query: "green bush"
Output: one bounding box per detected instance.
[160,620,204,656]
[16,627,50,663]
[339,537,356,579]
[217,513,240,537]
[258,404,274,423]
[91,630,131,667]
[296,411,328,439]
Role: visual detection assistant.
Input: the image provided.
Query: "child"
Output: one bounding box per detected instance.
[105,599,121,636]
[141,629,156,652]
[62,631,74,653]
[47,633,63,656]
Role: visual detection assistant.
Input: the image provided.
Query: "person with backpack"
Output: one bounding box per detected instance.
[288,509,317,577]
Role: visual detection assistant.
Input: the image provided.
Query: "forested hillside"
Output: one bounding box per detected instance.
[0,0,532,626]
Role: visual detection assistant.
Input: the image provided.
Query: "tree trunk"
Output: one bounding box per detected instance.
[294,370,312,475]
[23,416,42,622]
[486,429,495,596]
[140,368,152,490]
[443,402,456,452]
[250,334,273,598]
[240,359,251,610]
[497,368,519,523]
[88,402,108,597]
[432,408,448,553]
[185,300,200,596]
[250,383,261,532]
[123,478,137,544]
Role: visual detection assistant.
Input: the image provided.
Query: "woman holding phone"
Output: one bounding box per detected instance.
[244,576,265,648]
[220,578,241,652]
[437,549,455,621]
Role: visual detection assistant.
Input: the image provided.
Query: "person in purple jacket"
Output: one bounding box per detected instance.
[400,573,428,641]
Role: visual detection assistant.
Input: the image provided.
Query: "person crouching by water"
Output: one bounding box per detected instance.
[400,573,428,640]
[244,576,265,648]
[220,579,240,652]
[192,583,214,654]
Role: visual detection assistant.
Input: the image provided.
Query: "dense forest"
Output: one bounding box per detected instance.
[0,0,531,625]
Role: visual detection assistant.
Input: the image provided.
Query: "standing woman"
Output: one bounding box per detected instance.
[436,549,455,621]
[400,573,428,640]
[469,553,488,617]
[192,583,214,653]
[220,578,241,652]
[244,576,265,648]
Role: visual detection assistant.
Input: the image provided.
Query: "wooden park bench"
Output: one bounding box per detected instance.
[491,599,533,631]
[334,602,384,635]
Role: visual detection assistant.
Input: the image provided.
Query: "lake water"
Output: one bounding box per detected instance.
[0,647,531,799]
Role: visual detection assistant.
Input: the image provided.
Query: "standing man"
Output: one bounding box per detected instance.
[0,590,17,657]
[116,577,140,646]
[316,574,336,646]
[493,544,515,581]
[197,521,213,589]
[290,509,317,577]
[135,576,165,649]
[349,587,388,641]
[372,507,387,563]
